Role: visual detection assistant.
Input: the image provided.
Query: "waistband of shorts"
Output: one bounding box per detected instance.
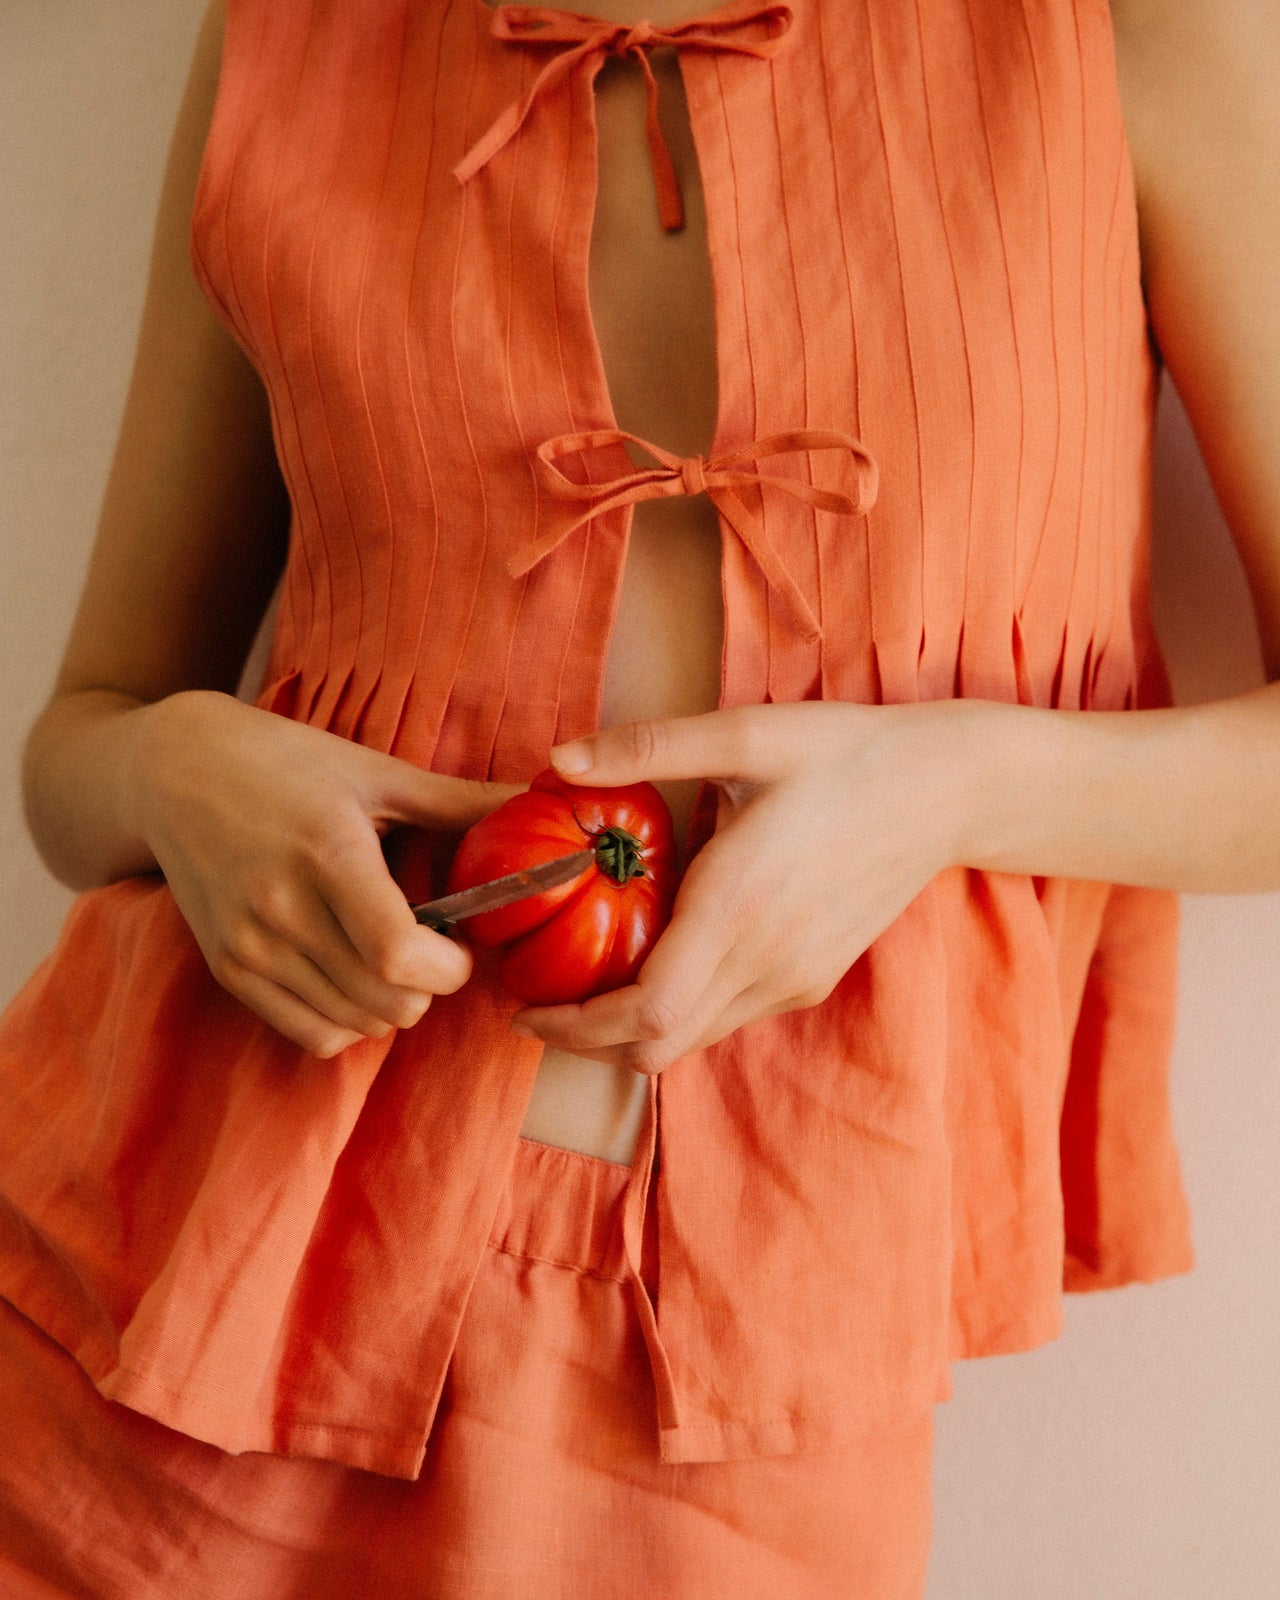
[487,1135,634,1283]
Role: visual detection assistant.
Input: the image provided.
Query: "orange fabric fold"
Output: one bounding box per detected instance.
[0,1138,935,1597]
[513,425,879,644]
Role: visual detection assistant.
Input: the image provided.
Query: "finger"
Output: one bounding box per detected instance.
[216,955,376,1060]
[309,821,474,996]
[548,706,780,788]
[511,860,740,1053]
[516,973,811,1074]
[512,918,749,1076]
[513,965,739,1074]
[233,920,417,1037]
[358,752,525,832]
[290,894,452,1028]
[513,895,818,1071]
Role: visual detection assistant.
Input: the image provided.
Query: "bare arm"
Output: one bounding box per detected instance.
[21,0,290,892]
[951,0,1280,893]
[1115,0,1280,673]
[17,3,521,1058]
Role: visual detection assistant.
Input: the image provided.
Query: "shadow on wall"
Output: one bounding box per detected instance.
[1149,379,1266,702]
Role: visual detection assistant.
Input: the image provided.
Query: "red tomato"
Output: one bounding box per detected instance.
[444,768,678,1005]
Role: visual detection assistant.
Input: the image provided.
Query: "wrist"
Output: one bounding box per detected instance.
[125,689,236,858]
[948,695,1148,882]
[21,686,199,891]
[944,696,1079,875]
[921,700,1030,876]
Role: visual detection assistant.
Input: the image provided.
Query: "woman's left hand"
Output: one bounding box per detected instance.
[509,699,983,1073]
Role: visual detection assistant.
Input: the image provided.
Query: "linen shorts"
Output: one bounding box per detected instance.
[0,1135,935,1599]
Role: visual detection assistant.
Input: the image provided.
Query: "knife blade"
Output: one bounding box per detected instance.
[410,849,595,934]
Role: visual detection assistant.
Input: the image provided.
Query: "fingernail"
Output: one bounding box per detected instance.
[550,741,591,775]
[510,1021,536,1039]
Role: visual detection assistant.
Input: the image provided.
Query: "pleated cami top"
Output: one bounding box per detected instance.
[0,0,1195,1475]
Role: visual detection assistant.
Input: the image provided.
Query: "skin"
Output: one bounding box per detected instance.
[20,1,1280,1137]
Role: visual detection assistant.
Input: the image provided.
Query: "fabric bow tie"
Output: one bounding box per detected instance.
[454,0,795,231]
[509,426,879,645]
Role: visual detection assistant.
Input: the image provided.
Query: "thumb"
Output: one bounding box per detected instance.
[549,708,767,787]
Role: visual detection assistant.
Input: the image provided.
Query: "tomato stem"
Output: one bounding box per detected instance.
[592,825,647,884]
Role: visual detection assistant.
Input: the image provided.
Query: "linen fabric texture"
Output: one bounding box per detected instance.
[0,0,1193,1479]
[0,1134,935,1598]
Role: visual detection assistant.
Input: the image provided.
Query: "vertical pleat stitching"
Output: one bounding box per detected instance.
[765,54,816,685]
[1091,0,1152,712]
[1011,0,1064,638]
[397,0,489,767]
[253,2,332,717]
[860,0,921,705]
[1108,0,1157,699]
[481,50,541,776]
[1051,1,1093,709]
[710,56,758,444]
[295,8,369,727]
[1083,150,1127,707]
[1061,0,1116,711]
[912,0,978,697]
[1090,151,1139,709]
[347,2,416,743]
[437,19,496,758]
[961,0,1029,702]
[813,0,864,700]
[305,19,401,736]
[383,0,450,758]
[712,51,769,699]
[1122,222,1153,713]
[1071,147,1122,711]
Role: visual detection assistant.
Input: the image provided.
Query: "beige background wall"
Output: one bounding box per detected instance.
[2,5,1277,1594]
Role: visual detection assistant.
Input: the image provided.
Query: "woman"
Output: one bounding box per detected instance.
[0,0,1276,1593]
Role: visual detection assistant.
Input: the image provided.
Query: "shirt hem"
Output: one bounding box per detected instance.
[655,1372,950,1466]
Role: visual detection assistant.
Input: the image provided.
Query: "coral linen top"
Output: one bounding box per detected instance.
[0,0,1195,1476]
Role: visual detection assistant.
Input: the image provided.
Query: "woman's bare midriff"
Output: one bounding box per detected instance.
[504,1,725,1166]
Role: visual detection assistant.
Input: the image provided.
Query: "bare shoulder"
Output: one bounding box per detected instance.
[1107,0,1273,51]
[1107,0,1279,173]
[48,0,290,711]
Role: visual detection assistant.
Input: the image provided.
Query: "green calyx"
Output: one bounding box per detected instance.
[592,825,647,884]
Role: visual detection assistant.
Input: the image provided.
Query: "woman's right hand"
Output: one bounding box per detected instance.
[131,689,522,1058]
